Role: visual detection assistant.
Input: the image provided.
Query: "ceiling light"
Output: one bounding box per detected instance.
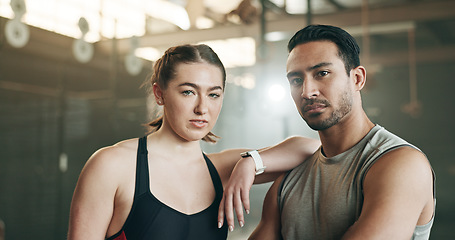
[135,47,161,62]
[268,84,286,102]
[200,37,256,68]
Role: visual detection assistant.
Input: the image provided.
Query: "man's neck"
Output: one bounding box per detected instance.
[318,110,375,158]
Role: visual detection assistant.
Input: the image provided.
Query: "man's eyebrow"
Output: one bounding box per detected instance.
[178,82,223,91]
[287,62,333,79]
[286,71,301,79]
[307,62,332,71]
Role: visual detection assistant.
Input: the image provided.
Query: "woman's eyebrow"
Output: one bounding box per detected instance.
[178,82,223,91]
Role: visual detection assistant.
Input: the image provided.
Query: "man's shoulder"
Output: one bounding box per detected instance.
[368,125,420,153]
[365,126,431,180]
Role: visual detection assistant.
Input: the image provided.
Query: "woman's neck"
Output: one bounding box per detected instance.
[149,127,203,157]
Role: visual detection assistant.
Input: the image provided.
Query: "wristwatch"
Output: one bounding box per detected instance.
[240,150,266,175]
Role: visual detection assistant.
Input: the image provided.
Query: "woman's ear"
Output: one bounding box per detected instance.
[352,65,367,91]
[153,83,164,105]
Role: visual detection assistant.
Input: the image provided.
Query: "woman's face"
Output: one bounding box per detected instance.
[156,62,224,142]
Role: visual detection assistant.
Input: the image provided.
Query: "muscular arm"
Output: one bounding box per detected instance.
[67,147,124,240]
[217,136,320,231]
[248,174,285,240]
[342,147,434,239]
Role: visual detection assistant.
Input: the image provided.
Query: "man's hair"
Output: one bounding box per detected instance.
[288,24,361,74]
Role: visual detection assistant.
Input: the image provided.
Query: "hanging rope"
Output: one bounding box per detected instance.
[361,0,370,68]
[402,28,421,117]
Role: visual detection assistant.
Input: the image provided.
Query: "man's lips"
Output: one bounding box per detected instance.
[303,103,326,113]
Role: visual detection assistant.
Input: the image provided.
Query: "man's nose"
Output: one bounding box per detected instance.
[301,80,319,99]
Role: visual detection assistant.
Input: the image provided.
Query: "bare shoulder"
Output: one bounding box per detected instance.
[364,145,433,206]
[351,147,434,238]
[81,138,139,178]
[73,138,139,209]
[69,138,139,239]
[368,146,431,180]
[93,138,137,161]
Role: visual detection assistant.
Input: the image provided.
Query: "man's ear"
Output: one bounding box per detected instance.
[153,83,164,105]
[352,66,367,91]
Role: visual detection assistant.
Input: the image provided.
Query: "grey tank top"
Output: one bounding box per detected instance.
[278,125,435,240]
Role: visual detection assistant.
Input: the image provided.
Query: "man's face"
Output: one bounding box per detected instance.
[286,40,354,131]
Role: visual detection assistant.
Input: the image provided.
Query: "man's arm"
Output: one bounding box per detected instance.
[217,136,320,231]
[342,147,434,239]
[248,174,285,240]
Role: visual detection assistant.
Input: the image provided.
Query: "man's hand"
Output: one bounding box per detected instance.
[218,156,256,231]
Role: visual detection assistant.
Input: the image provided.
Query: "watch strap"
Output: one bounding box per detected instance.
[241,150,266,175]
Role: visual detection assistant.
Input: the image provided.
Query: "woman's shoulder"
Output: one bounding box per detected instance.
[97,137,137,153]
[85,138,140,172]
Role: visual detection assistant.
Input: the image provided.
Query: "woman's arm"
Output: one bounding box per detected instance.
[67,147,123,240]
[217,136,320,231]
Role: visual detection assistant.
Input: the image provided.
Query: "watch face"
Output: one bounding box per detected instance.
[240,152,250,158]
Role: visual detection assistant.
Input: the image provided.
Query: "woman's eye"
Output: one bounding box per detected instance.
[182,90,195,96]
[209,93,221,98]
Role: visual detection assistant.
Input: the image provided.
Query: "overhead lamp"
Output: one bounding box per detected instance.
[268,84,286,102]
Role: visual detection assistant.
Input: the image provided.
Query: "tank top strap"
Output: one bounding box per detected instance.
[135,136,150,198]
[202,153,223,201]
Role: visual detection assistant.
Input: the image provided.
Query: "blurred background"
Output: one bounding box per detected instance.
[0,0,454,239]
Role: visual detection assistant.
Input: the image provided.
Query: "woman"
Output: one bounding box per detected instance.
[67,44,320,240]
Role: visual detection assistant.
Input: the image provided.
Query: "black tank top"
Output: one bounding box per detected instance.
[106,136,228,240]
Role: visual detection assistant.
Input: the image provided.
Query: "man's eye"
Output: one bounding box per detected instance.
[290,78,303,85]
[318,71,329,77]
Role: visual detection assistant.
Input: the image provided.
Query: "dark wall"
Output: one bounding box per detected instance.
[1,21,455,240]
[0,32,150,238]
[363,62,455,239]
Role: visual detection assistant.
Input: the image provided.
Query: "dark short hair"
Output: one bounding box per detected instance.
[288,24,360,74]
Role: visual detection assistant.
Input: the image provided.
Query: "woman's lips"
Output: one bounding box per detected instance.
[190,119,208,128]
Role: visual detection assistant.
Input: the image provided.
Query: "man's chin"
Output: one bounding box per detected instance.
[304,118,334,131]
[307,123,325,131]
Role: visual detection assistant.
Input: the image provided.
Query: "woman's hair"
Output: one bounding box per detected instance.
[146,44,226,143]
[288,24,361,75]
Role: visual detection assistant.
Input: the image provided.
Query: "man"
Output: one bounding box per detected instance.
[218,25,435,239]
